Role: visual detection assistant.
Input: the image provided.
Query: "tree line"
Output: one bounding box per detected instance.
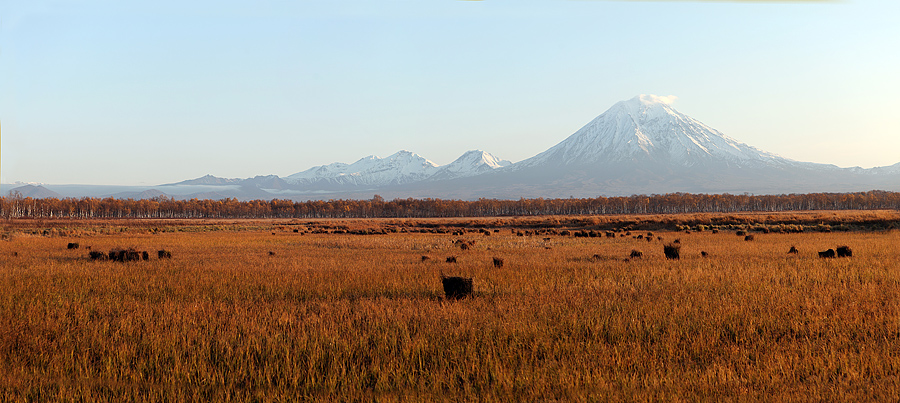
[1,191,899,219]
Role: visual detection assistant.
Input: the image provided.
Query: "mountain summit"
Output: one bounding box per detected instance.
[517,94,790,169]
[430,150,512,181]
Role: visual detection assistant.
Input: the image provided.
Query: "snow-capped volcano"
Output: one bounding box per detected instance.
[441,94,900,198]
[517,94,792,169]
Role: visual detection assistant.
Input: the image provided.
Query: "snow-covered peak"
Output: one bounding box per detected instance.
[430,150,512,181]
[516,94,792,169]
[285,150,440,187]
[454,150,512,169]
[285,149,511,187]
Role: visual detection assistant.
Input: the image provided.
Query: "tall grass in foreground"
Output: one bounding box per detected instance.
[0,223,899,401]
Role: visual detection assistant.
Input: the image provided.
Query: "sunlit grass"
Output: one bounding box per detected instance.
[1,217,899,401]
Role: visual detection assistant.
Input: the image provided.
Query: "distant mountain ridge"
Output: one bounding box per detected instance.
[167,174,243,186]
[284,150,511,189]
[7,184,64,199]
[7,95,900,201]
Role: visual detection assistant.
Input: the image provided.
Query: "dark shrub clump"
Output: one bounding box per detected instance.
[441,276,473,299]
[89,251,108,261]
[836,246,852,258]
[664,244,681,260]
[109,248,144,262]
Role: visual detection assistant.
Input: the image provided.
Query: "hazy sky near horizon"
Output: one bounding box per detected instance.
[2,0,898,185]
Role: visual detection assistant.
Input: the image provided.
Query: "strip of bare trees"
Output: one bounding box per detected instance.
[1,191,899,220]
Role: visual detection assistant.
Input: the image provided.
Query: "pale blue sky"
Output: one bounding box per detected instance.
[2,0,898,185]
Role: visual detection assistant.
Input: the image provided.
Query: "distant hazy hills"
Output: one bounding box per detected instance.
[7,95,900,201]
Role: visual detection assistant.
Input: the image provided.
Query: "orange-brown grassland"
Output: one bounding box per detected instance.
[1,211,899,402]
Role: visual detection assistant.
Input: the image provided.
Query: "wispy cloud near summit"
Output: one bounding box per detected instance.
[639,95,679,105]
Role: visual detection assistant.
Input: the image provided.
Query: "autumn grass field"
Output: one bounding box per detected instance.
[1,211,899,401]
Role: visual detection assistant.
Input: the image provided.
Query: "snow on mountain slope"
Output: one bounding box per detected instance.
[516,94,795,169]
[285,150,441,187]
[430,150,512,181]
[852,162,900,175]
[286,150,512,187]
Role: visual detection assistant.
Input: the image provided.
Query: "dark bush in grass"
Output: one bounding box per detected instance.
[88,251,108,261]
[836,246,853,258]
[109,248,143,262]
[664,243,681,260]
[441,276,473,299]
[108,249,122,262]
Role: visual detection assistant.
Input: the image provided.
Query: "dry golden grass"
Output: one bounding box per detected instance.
[1,215,899,401]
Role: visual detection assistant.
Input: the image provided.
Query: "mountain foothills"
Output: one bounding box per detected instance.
[9,95,900,201]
